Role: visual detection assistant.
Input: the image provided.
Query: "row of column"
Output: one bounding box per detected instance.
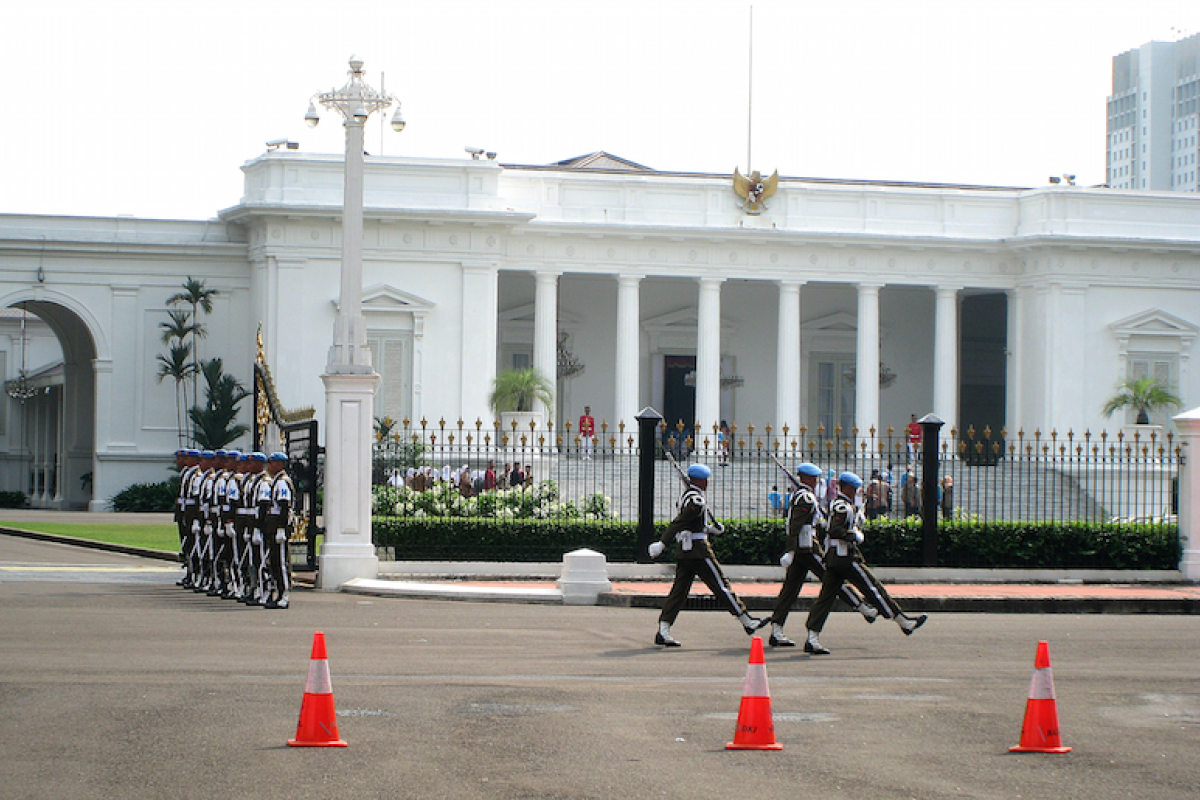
[527,271,963,437]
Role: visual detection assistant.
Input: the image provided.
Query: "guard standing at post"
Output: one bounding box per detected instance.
[647,463,760,647]
[241,452,269,605]
[803,471,927,655]
[222,453,247,600]
[175,449,200,588]
[757,462,879,647]
[261,452,294,609]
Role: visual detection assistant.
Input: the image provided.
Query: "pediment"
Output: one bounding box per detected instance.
[643,307,736,335]
[802,311,858,333]
[1109,308,1198,343]
[359,284,435,315]
[498,303,583,328]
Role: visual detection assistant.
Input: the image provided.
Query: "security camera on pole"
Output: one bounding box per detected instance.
[304,56,405,590]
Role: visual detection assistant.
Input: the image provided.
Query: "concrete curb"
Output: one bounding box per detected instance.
[0,525,180,563]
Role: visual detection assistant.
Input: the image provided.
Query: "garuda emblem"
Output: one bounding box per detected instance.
[733,168,779,215]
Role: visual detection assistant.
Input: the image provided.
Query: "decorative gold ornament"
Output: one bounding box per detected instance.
[733,168,779,214]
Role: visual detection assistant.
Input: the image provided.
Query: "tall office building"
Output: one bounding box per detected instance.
[1108,34,1200,191]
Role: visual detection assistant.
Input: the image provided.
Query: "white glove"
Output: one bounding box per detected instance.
[275,529,287,544]
[854,530,864,544]
[780,551,794,569]
[251,530,263,546]
[225,522,236,538]
[191,520,200,535]
[648,541,665,559]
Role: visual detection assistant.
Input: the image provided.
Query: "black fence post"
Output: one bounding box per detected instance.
[636,406,663,563]
[918,413,945,567]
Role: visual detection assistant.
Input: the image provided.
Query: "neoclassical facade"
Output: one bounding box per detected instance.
[2,150,1199,509]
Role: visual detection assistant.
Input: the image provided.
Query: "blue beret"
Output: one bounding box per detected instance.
[225,450,242,459]
[796,462,821,477]
[687,463,712,480]
[248,452,267,462]
[838,471,863,489]
[200,450,215,460]
[214,449,228,458]
[237,453,249,461]
[268,452,289,462]
[174,449,186,457]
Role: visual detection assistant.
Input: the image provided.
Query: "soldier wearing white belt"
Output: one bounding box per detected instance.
[648,463,760,647]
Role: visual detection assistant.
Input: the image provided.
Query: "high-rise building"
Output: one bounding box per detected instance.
[1108,34,1200,191]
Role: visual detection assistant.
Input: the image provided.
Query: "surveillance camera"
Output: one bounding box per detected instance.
[1064,174,1076,180]
[465,146,484,159]
[486,152,497,160]
[266,138,288,148]
[1048,176,1061,184]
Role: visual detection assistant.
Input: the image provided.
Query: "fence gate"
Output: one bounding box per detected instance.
[252,326,323,571]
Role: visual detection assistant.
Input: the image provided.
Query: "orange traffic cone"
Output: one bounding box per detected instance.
[726,636,783,751]
[1009,640,1071,753]
[288,631,348,747]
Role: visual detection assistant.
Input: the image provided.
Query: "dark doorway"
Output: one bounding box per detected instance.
[662,355,696,452]
[959,293,1007,462]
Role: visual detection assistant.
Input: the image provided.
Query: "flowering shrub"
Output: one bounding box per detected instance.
[372,480,616,521]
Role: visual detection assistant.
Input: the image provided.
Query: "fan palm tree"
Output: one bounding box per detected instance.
[488,367,554,416]
[1101,377,1182,425]
[167,277,219,427]
[155,342,196,446]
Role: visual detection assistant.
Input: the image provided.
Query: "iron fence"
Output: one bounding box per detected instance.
[371,418,1180,529]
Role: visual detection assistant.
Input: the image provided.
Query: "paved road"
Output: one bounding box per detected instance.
[2,536,1199,800]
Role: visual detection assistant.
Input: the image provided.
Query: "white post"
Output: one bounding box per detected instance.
[696,277,723,449]
[1173,406,1200,582]
[534,270,559,423]
[615,274,642,430]
[856,282,882,438]
[776,280,803,435]
[933,285,960,439]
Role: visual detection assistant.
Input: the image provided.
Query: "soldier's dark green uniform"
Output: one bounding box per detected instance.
[804,471,927,654]
[649,463,759,647]
[759,462,878,647]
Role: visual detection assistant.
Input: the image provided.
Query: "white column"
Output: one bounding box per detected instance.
[1173,407,1200,581]
[776,280,803,434]
[615,274,642,428]
[696,277,723,446]
[533,270,560,421]
[856,282,882,437]
[1006,286,1024,433]
[460,262,499,422]
[933,285,960,435]
[327,119,371,372]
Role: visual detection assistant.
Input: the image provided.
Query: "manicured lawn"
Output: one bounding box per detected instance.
[0,521,179,553]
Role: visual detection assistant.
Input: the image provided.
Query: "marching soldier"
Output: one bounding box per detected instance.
[648,463,760,647]
[222,452,247,600]
[198,451,223,596]
[757,462,879,647]
[185,450,214,592]
[804,471,928,655]
[260,452,295,609]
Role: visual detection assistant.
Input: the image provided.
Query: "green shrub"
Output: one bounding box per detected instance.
[109,478,180,513]
[372,515,1178,569]
[0,491,28,509]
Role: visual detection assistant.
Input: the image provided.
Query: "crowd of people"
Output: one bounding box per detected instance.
[173,448,295,609]
[385,460,535,496]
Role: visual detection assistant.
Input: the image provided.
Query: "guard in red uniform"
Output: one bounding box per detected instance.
[578,406,595,460]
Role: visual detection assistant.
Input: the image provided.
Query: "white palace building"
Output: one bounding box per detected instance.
[2,149,1200,510]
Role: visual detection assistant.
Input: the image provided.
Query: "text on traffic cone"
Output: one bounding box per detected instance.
[1009,640,1071,754]
[288,631,348,748]
[726,636,784,751]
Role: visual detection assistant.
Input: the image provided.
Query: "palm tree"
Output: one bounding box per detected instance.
[155,342,196,446]
[167,277,219,434]
[188,358,250,450]
[488,367,554,416]
[1102,377,1182,425]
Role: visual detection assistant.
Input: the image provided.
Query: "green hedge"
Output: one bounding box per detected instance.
[372,517,1180,569]
[0,491,28,509]
[109,478,180,513]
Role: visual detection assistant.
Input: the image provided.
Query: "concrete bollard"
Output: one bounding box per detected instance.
[557,548,613,605]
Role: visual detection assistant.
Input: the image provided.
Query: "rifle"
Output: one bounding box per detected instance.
[770,453,803,493]
[664,451,724,533]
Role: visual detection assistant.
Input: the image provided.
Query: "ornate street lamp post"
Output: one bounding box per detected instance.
[304,56,404,589]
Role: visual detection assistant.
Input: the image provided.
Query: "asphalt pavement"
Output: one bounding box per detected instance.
[2,534,1200,799]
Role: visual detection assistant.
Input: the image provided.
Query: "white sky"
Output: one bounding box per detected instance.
[4,0,1199,220]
